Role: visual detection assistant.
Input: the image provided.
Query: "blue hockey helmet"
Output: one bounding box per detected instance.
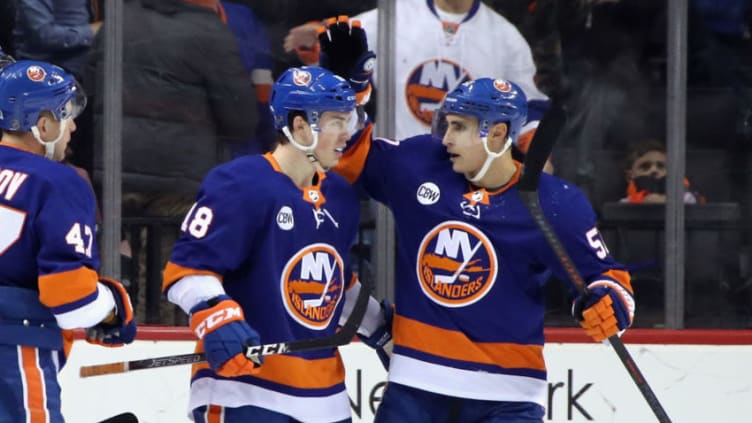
[439,78,528,142]
[270,66,356,130]
[0,60,86,132]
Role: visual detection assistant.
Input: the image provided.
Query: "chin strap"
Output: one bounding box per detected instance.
[282,125,321,166]
[30,118,69,160]
[468,135,513,183]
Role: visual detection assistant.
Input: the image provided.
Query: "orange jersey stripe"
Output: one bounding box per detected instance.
[20,346,48,423]
[191,341,344,389]
[38,266,98,308]
[393,314,546,371]
[253,353,345,389]
[162,261,223,293]
[332,124,373,184]
[207,405,223,423]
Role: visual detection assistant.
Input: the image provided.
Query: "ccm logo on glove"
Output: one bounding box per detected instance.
[193,304,244,339]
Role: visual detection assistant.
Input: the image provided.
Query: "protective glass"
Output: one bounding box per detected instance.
[430,102,449,140]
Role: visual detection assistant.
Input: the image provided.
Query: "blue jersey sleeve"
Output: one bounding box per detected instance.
[36,170,99,276]
[35,167,103,322]
[334,122,433,205]
[535,177,629,293]
[166,165,262,281]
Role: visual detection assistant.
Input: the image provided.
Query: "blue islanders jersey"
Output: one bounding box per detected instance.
[0,144,108,423]
[334,127,631,407]
[0,144,104,346]
[163,153,361,422]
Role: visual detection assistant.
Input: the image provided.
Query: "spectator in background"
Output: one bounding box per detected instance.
[484,0,563,100]
[284,0,549,157]
[553,0,663,202]
[89,0,256,217]
[88,0,256,324]
[246,0,376,76]
[221,0,276,155]
[14,0,103,176]
[13,0,102,79]
[620,139,704,204]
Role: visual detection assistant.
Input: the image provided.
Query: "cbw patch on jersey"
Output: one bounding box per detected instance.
[405,58,471,127]
[416,221,497,307]
[280,243,345,329]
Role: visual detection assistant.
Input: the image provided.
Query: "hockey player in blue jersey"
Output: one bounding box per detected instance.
[318,17,636,422]
[0,60,137,422]
[162,65,387,423]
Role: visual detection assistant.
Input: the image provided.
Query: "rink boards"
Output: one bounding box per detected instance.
[60,328,752,422]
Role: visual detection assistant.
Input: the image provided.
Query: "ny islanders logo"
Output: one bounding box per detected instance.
[292,69,312,86]
[416,221,497,307]
[281,243,344,329]
[26,65,47,82]
[405,59,471,127]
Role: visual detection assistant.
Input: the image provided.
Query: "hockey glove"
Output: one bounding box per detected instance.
[86,278,137,347]
[190,295,262,378]
[358,299,394,370]
[318,15,376,105]
[572,280,635,343]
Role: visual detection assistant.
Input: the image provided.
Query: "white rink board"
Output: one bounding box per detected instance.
[60,341,752,422]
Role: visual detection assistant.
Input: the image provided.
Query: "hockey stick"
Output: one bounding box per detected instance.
[518,105,672,423]
[98,412,138,423]
[80,272,372,378]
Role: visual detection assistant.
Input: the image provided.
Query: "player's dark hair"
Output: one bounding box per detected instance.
[274,110,308,145]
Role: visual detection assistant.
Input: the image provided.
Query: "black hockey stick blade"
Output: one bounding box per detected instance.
[80,274,371,378]
[518,105,672,423]
[98,412,138,423]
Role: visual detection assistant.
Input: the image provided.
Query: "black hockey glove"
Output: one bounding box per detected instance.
[318,16,375,104]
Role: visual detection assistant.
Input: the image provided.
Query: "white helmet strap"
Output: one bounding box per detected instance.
[282,125,320,164]
[469,135,513,183]
[31,118,69,161]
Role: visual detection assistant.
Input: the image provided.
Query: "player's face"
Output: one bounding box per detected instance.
[442,114,485,176]
[631,150,666,179]
[314,110,352,169]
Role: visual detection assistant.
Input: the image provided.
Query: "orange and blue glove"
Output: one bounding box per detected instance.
[190,295,262,378]
[572,280,635,343]
[86,277,137,347]
[317,15,375,105]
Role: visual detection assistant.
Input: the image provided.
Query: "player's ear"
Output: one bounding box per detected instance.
[291,115,309,134]
[489,122,508,144]
[35,113,52,137]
